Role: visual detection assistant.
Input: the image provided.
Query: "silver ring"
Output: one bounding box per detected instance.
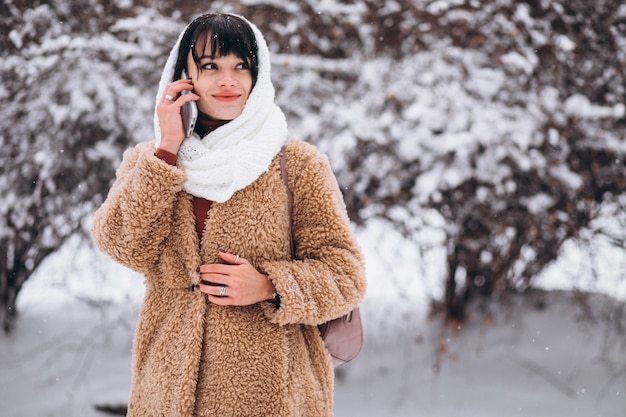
[234,254,239,263]
[165,94,175,101]
[219,286,226,297]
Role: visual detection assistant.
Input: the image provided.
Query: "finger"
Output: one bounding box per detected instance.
[169,78,194,89]
[203,283,231,301]
[218,250,243,265]
[161,90,199,105]
[199,278,227,287]
[172,78,194,86]
[206,294,231,305]
[198,263,233,275]
[161,80,196,102]
[197,281,227,295]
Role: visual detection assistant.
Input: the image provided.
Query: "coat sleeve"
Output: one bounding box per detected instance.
[91,142,187,275]
[259,141,366,326]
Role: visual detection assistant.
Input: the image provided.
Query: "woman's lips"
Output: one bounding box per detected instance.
[213,93,240,102]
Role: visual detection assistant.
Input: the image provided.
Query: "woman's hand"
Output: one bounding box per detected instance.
[196,251,277,306]
[156,79,199,154]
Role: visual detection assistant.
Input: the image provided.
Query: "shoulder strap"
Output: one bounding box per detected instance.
[280,145,296,259]
[280,144,362,368]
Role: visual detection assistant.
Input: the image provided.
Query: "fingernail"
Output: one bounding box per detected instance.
[218,249,226,253]
[196,267,200,273]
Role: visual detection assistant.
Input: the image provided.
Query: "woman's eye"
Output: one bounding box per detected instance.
[202,63,218,70]
[236,62,250,70]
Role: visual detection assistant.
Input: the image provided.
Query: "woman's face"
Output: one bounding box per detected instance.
[186,45,252,121]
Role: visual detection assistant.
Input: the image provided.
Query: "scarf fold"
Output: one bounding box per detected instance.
[153,14,288,203]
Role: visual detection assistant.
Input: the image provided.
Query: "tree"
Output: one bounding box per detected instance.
[208,0,626,321]
[2,0,624,331]
[0,0,180,332]
[326,0,626,320]
[0,0,381,332]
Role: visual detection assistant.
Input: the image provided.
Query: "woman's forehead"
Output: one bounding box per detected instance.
[193,32,218,57]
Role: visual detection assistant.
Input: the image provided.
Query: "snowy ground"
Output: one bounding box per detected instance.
[1,220,625,417]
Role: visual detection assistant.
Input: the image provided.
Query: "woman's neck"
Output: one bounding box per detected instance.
[195,112,230,137]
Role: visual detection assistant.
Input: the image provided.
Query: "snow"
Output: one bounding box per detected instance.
[1,221,624,417]
[2,2,626,416]
[564,94,626,120]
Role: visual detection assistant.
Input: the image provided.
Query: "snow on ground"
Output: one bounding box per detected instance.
[1,221,625,417]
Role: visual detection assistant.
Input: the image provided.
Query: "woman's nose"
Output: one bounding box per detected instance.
[218,70,236,87]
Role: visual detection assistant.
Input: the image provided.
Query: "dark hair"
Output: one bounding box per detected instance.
[173,13,259,87]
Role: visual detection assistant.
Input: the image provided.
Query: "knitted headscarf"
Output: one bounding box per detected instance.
[154,14,288,203]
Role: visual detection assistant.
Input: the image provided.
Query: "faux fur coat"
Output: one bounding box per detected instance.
[91,139,366,417]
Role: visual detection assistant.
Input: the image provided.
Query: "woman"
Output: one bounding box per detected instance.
[92,12,366,417]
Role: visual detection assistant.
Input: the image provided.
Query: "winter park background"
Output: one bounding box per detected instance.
[1,1,626,416]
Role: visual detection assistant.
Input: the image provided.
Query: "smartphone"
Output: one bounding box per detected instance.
[181,70,198,138]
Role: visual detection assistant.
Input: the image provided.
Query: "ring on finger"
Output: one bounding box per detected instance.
[219,286,226,297]
[234,254,239,263]
[165,94,175,101]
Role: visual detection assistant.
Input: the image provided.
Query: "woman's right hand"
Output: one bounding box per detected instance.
[156,79,199,154]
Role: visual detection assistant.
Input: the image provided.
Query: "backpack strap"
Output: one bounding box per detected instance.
[279,145,295,259]
[279,144,362,368]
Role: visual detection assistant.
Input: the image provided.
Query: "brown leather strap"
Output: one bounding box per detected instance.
[279,145,295,259]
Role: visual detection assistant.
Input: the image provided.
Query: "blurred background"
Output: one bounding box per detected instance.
[1,1,625,416]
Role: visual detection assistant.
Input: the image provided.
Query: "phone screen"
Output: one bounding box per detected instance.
[181,70,198,138]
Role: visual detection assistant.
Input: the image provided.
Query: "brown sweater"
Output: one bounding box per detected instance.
[154,115,228,239]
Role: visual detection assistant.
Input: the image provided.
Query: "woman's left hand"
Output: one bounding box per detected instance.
[196,251,276,306]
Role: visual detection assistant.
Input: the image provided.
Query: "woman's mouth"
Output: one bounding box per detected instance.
[213,93,240,102]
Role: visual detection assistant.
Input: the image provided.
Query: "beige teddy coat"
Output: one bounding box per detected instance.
[91,139,366,417]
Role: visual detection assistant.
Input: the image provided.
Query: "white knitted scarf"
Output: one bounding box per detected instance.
[153,14,288,203]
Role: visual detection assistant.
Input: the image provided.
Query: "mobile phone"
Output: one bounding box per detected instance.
[181,70,198,138]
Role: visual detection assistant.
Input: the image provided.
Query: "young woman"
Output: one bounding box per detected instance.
[92,13,366,417]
